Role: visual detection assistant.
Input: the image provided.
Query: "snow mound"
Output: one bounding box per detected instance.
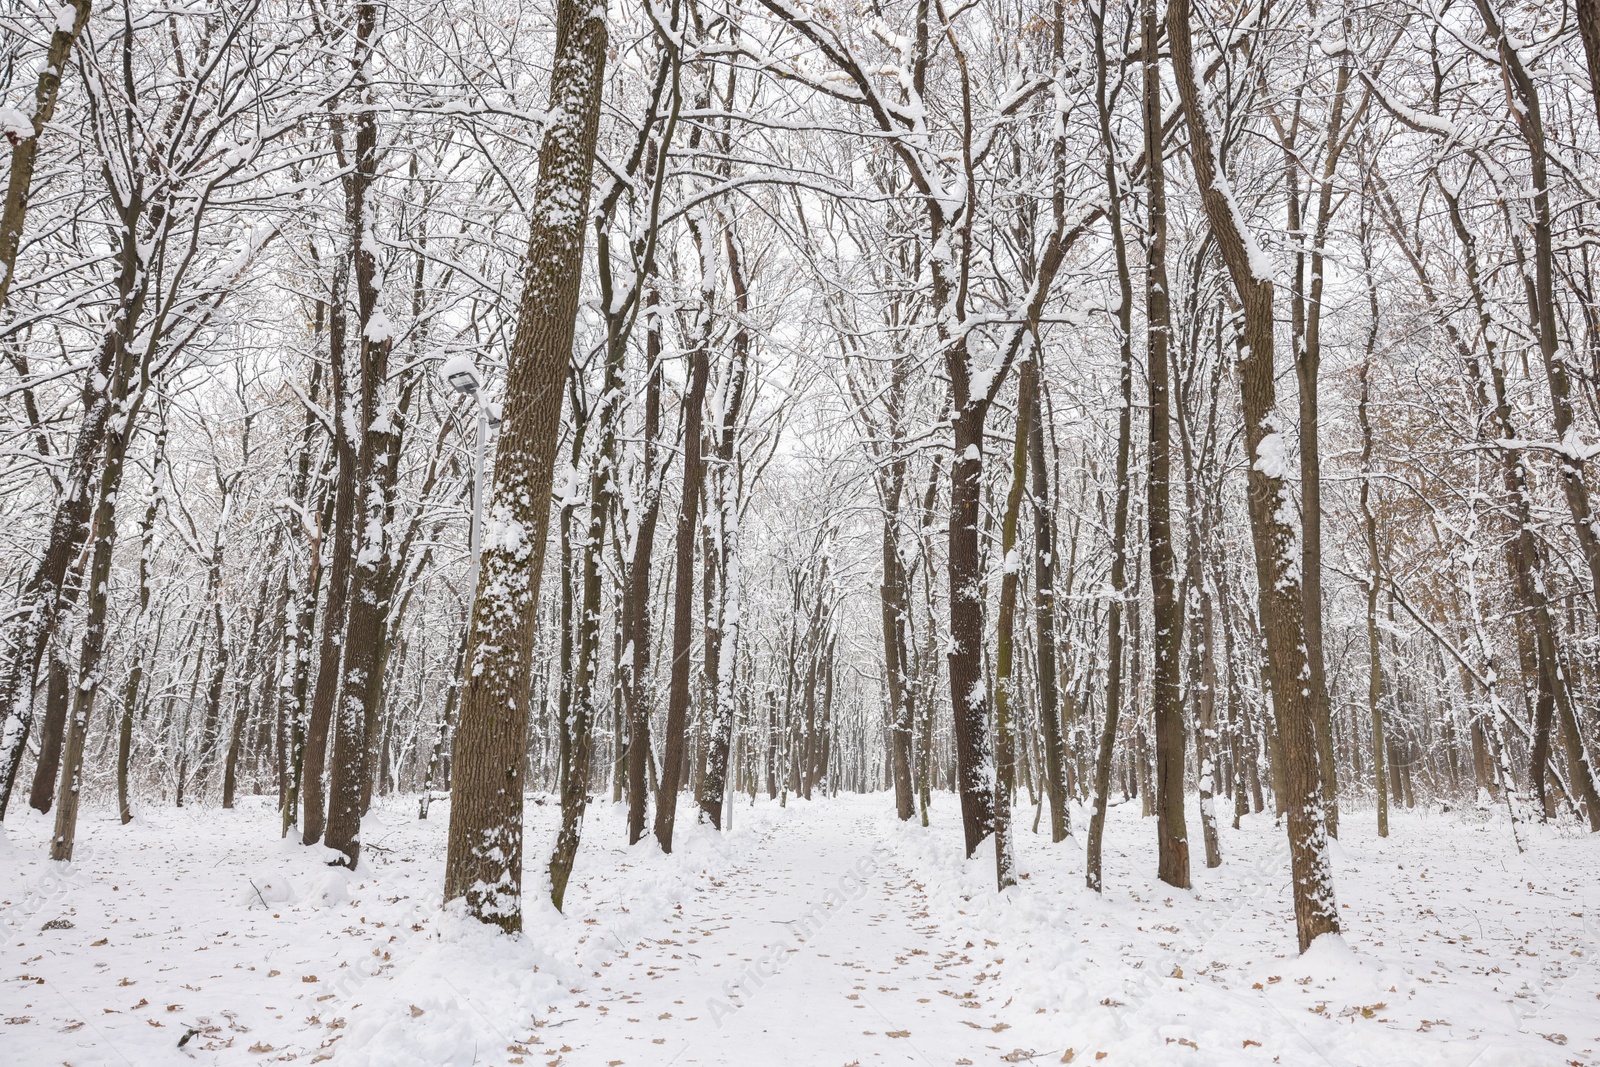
[239,871,296,908]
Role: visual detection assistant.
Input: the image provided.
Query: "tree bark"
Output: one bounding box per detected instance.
[1355,218,1389,839]
[300,251,355,847]
[992,358,1030,890]
[51,270,147,861]
[1168,0,1340,951]
[27,653,69,814]
[698,225,751,830]
[652,331,710,853]
[1142,0,1190,888]
[1085,0,1139,892]
[443,1,607,930]
[1025,357,1069,842]
[0,321,121,820]
[624,301,664,843]
[324,0,393,867]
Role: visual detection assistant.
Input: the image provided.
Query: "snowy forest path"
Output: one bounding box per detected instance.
[549,804,1061,1065]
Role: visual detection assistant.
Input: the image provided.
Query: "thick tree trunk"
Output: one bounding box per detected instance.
[300,253,355,847]
[27,654,69,814]
[947,403,997,857]
[443,1,607,930]
[882,518,916,821]
[1169,0,1340,951]
[1142,0,1190,888]
[992,358,1031,890]
[698,228,751,830]
[324,0,394,868]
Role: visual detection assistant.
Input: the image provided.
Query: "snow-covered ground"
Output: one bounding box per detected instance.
[3,792,1596,1066]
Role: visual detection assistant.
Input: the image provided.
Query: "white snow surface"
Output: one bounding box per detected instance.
[0,107,32,140]
[2,794,1597,1065]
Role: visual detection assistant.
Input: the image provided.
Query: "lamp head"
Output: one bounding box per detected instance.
[439,355,481,397]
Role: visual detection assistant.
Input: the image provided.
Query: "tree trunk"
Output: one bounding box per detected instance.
[947,403,997,857]
[698,226,751,829]
[992,357,1030,890]
[300,252,355,847]
[652,333,709,852]
[1292,43,1357,842]
[1142,0,1190,888]
[27,654,70,814]
[50,284,146,861]
[443,1,607,930]
[1169,0,1340,951]
[324,0,394,868]
[1025,358,1069,843]
[1580,0,1600,132]
[0,323,122,820]
[1353,211,1391,838]
[624,302,664,843]
[1358,316,1389,841]
[1085,0,1138,891]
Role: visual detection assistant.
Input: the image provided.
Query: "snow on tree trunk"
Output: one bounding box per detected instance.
[442,0,608,931]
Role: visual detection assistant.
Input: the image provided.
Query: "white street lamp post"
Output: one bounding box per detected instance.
[424,355,500,818]
[439,355,500,595]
